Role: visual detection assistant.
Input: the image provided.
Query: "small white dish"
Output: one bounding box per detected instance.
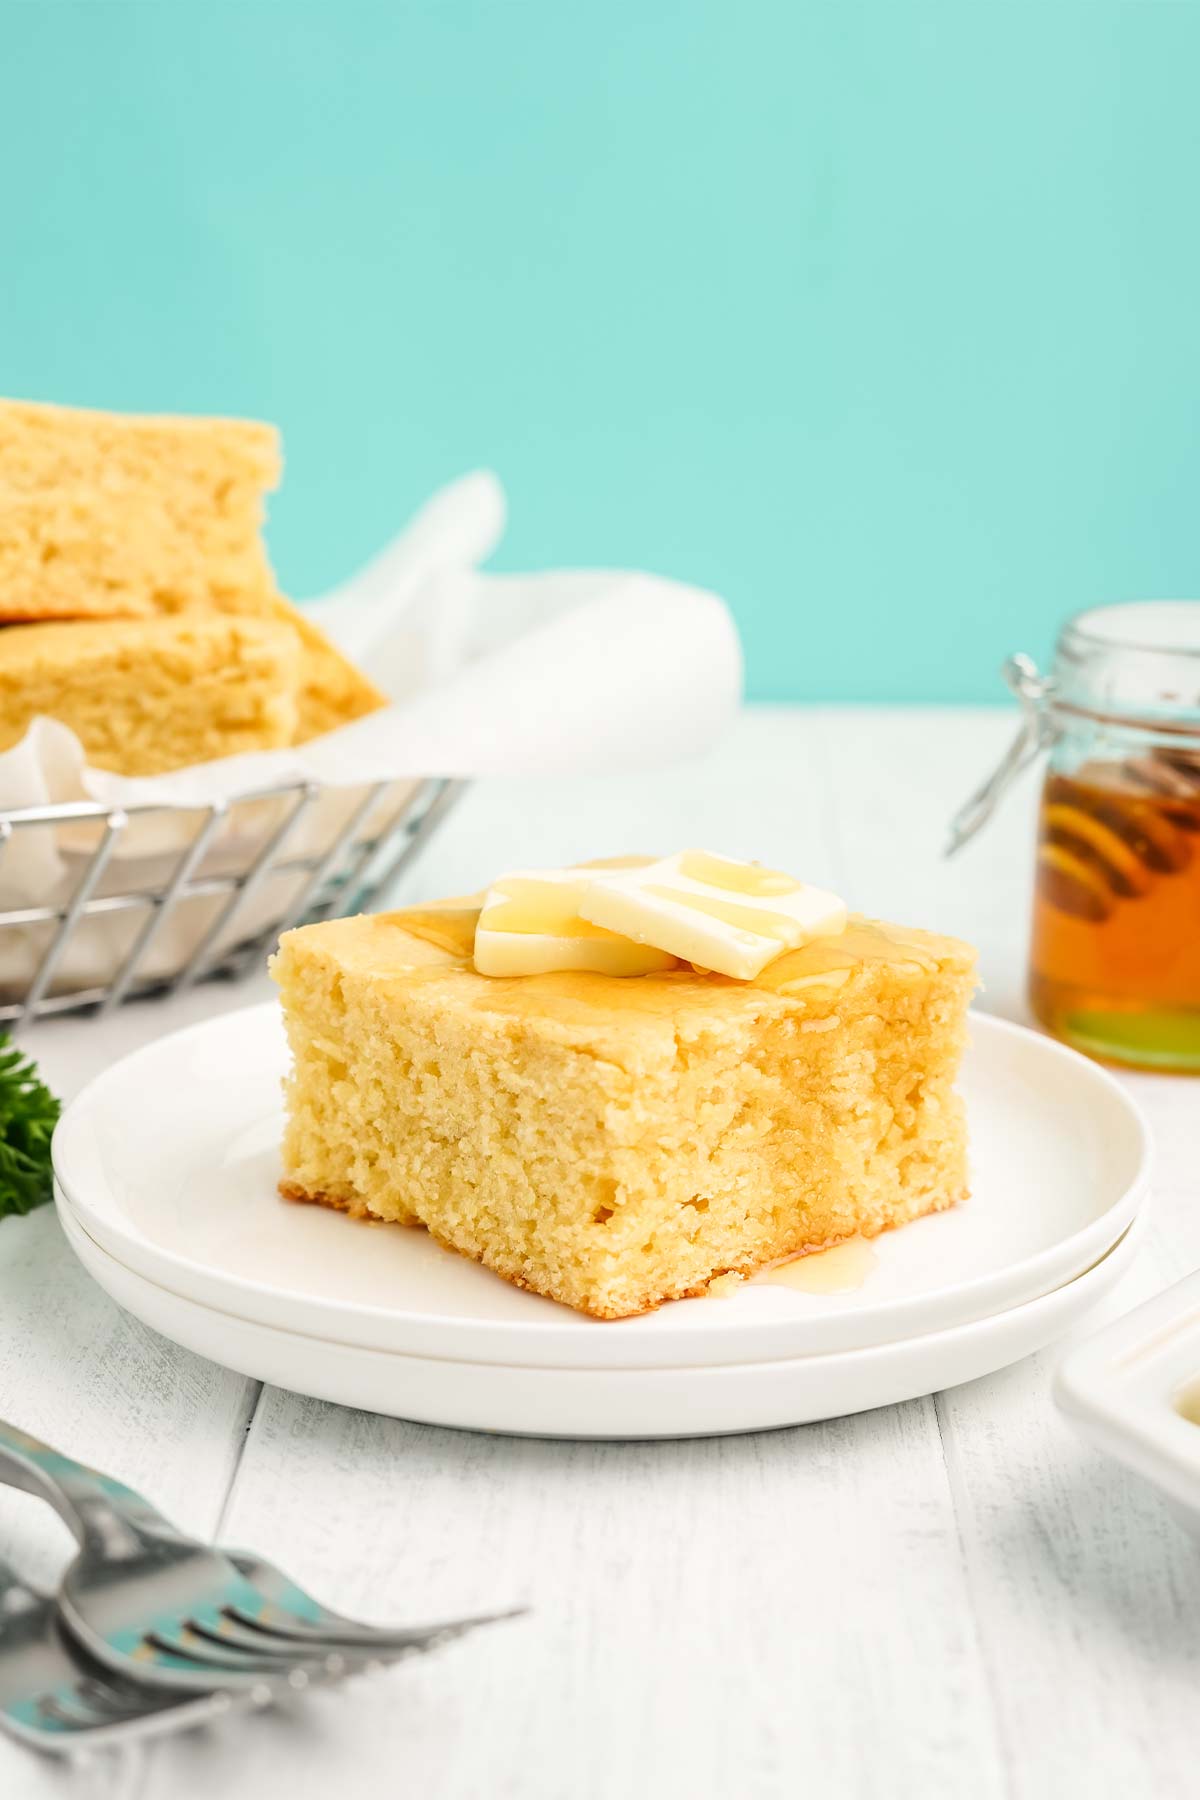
[51,1004,1149,1369]
[58,1200,1142,1438]
[1055,1271,1200,1535]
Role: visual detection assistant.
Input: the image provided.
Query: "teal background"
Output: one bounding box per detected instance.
[3,1,1198,702]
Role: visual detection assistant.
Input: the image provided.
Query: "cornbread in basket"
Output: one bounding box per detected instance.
[0,397,393,1017]
[273,854,975,1318]
[0,398,384,772]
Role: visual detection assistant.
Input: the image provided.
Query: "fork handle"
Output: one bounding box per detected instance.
[0,1419,176,1552]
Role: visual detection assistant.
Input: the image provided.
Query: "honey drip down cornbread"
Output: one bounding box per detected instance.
[272,902,976,1319]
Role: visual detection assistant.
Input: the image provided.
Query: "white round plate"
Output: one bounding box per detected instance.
[51,1004,1149,1370]
[57,1200,1141,1437]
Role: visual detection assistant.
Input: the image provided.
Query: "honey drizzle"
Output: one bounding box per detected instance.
[766,1236,878,1294]
[389,906,946,994]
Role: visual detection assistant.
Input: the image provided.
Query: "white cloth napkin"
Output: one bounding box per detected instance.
[0,473,743,996]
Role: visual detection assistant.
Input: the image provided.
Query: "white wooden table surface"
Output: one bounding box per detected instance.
[1,706,1197,1800]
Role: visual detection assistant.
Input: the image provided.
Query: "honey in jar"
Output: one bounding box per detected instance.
[1030,754,1200,1068]
[951,602,1200,1072]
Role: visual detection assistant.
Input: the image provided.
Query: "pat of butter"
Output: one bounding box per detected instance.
[578,850,847,980]
[474,868,677,977]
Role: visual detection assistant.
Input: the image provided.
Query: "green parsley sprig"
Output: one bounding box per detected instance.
[0,1037,61,1219]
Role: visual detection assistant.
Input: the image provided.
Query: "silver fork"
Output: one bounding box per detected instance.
[0,1550,248,1753]
[0,1420,517,1692]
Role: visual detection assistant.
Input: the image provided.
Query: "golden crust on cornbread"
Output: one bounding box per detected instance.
[271,902,976,1319]
[0,614,301,775]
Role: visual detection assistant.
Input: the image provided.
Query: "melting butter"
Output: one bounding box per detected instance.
[473,868,675,977]
[767,1236,878,1294]
[579,851,847,980]
[678,849,801,897]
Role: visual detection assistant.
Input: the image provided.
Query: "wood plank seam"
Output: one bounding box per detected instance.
[933,1386,1020,1799]
[211,1379,268,1542]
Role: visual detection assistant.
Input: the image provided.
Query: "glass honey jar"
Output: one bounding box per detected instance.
[950,602,1200,1072]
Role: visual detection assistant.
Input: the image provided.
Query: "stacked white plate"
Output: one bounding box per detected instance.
[53,1006,1150,1439]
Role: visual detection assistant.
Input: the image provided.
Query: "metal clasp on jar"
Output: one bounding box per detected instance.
[946,655,1062,855]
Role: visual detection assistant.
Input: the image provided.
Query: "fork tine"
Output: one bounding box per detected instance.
[33,1702,100,1733]
[87,1614,434,1692]
[229,1601,526,1653]
[72,1676,158,1719]
[166,1619,348,1668]
[7,1680,242,1753]
[192,1611,371,1661]
[225,1553,525,1654]
[21,1650,198,1744]
[36,1691,117,1730]
[140,1629,330,1675]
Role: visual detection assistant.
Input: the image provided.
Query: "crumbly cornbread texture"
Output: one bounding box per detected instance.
[272,901,976,1319]
[0,398,280,622]
[0,615,301,775]
[0,397,386,743]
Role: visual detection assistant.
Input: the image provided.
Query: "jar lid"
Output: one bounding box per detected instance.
[1056,601,1200,721]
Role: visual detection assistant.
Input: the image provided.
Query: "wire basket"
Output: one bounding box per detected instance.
[0,775,466,1032]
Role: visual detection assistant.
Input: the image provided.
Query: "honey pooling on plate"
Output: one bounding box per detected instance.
[1028,750,1200,1069]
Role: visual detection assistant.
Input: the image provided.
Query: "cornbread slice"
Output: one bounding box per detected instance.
[0,615,301,775]
[0,398,280,621]
[272,902,976,1319]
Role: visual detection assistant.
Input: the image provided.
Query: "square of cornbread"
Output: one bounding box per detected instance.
[272,901,976,1320]
[0,615,301,775]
